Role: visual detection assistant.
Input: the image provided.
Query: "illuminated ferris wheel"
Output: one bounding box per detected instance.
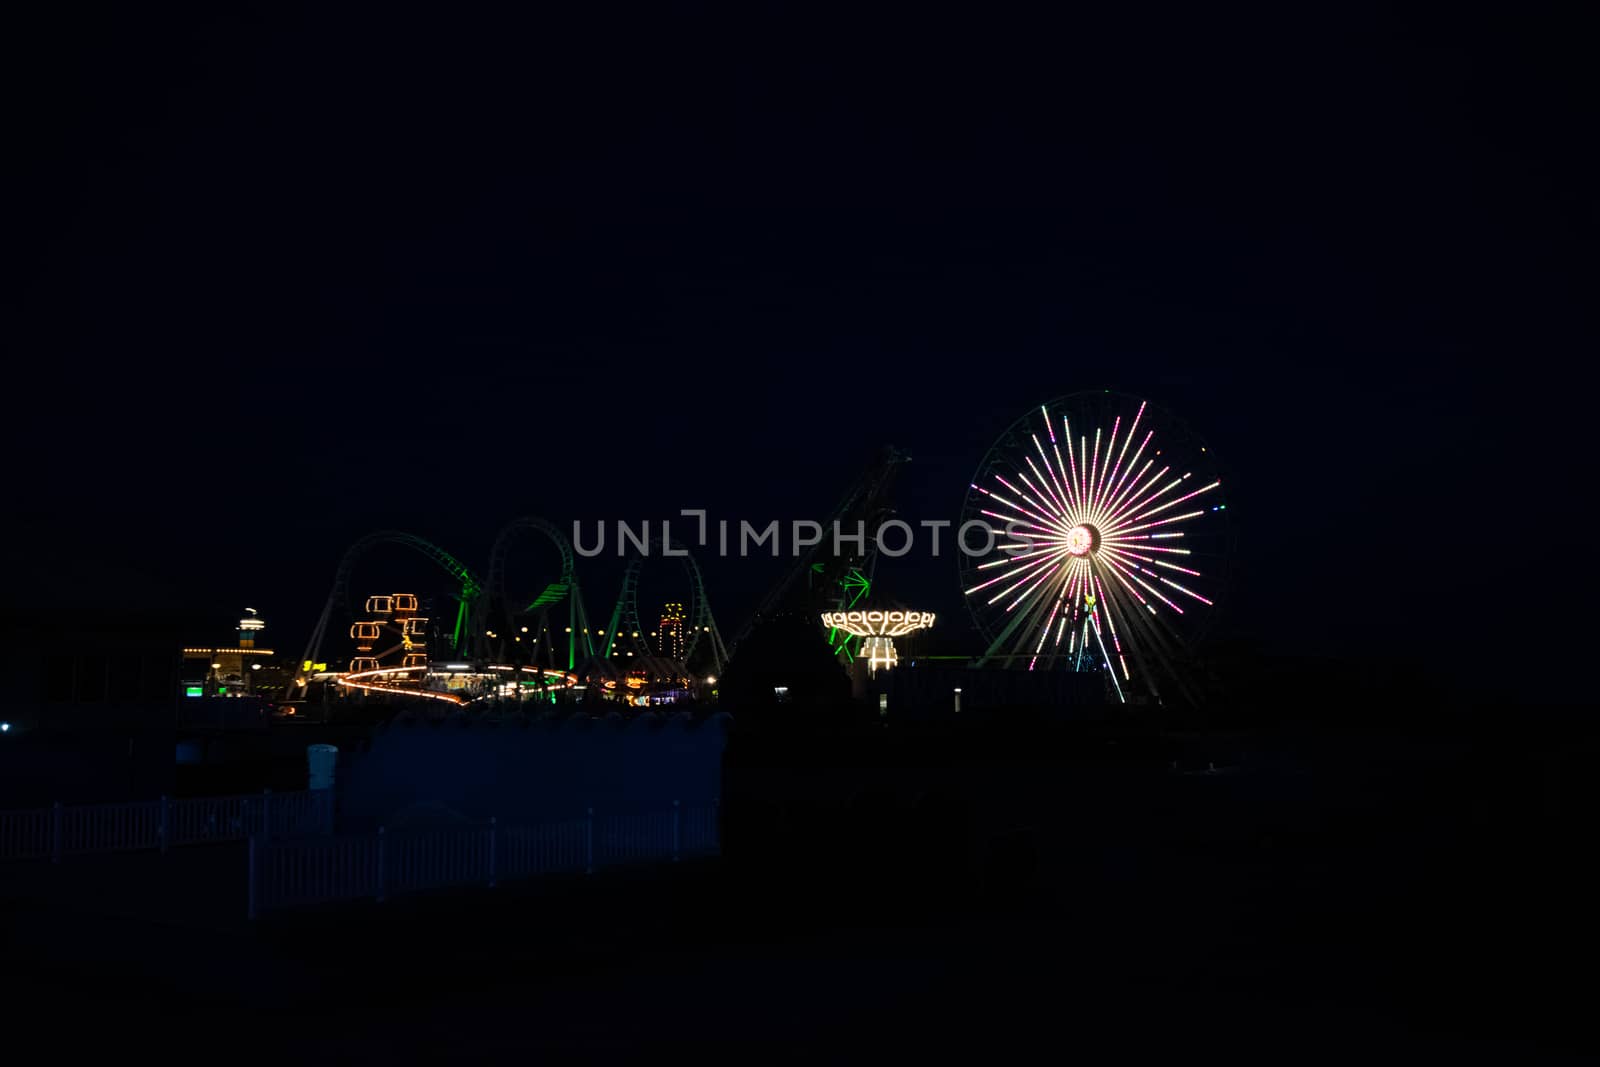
[958,391,1230,703]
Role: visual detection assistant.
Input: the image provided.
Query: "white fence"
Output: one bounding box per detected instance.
[250,801,718,919]
[0,790,335,862]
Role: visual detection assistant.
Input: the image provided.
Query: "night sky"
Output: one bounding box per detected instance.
[8,4,1594,702]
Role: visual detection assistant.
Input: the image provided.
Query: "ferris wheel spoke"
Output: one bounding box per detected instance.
[993,472,1060,525]
[1087,614,1126,702]
[1085,427,1103,519]
[1089,573,1131,683]
[965,547,1059,594]
[1116,551,1203,577]
[979,548,1063,603]
[974,543,1063,570]
[1076,436,1090,518]
[1091,578,1136,688]
[977,484,1067,536]
[1001,558,1065,612]
[977,510,1056,547]
[1095,569,1178,698]
[1052,443,1079,515]
[1156,575,1214,606]
[1099,535,1191,555]
[1124,478,1221,526]
[1098,452,1155,527]
[1063,422,1089,517]
[1022,454,1071,522]
[1097,416,1122,514]
[1099,548,1186,614]
[1014,565,1074,665]
[979,562,1063,664]
[1100,556,1190,614]
[1017,466,1069,525]
[1106,473,1188,532]
[1098,403,1142,515]
[1029,581,1070,668]
[1031,434,1076,520]
[1101,465,1170,530]
[1110,509,1207,538]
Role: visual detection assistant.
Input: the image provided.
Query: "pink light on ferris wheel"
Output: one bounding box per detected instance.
[1065,525,1095,557]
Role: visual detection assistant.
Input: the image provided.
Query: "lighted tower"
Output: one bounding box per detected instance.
[237,608,265,649]
[659,602,686,660]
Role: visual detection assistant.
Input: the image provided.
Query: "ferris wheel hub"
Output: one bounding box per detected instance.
[1065,524,1098,557]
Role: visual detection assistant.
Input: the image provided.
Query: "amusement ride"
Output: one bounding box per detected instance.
[280,391,1227,710]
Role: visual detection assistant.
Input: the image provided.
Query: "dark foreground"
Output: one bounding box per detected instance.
[2,721,1595,1063]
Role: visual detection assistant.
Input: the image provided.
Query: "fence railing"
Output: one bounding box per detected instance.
[250,801,719,919]
[0,789,335,863]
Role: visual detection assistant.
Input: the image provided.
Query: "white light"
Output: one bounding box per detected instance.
[819,610,937,637]
[1,723,10,733]
[705,675,717,685]
[251,664,262,671]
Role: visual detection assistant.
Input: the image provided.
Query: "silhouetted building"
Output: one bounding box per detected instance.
[0,613,182,803]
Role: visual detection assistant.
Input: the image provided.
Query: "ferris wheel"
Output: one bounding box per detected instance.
[958,391,1230,703]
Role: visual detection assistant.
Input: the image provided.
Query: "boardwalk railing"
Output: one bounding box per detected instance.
[0,789,335,863]
[250,801,718,919]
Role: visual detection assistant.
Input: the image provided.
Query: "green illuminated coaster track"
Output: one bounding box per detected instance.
[601,535,729,678]
[471,516,596,674]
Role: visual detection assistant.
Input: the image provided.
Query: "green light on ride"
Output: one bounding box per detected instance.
[184,686,203,698]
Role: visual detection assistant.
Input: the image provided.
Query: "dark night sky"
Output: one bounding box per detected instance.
[6,3,1595,701]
